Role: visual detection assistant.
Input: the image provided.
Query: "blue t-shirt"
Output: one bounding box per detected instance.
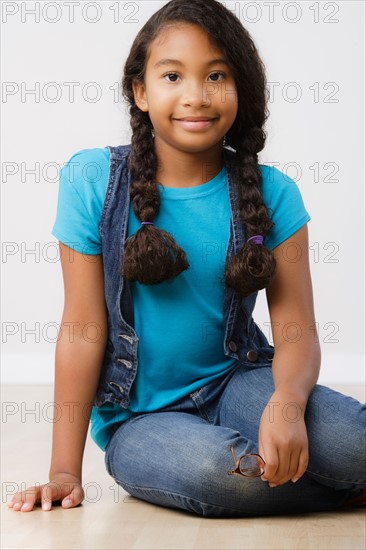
[51,147,311,451]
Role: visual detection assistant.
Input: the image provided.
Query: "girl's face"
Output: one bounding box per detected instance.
[132,23,238,155]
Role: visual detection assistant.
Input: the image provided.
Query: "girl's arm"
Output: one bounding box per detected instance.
[49,243,108,481]
[265,222,321,405]
[258,223,320,486]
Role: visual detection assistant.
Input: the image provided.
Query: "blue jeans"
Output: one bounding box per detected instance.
[104,363,366,517]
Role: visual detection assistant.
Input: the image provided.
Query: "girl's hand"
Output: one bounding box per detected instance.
[7,473,85,512]
[258,389,309,487]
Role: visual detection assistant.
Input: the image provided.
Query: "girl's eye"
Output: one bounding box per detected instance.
[208,72,226,82]
[163,71,226,83]
[164,72,180,82]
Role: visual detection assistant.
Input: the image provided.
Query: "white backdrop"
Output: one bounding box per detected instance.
[2,1,365,384]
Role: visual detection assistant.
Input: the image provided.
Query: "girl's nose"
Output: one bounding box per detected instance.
[181,81,211,107]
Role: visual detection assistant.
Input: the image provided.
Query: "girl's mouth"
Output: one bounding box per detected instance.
[173,118,218,131]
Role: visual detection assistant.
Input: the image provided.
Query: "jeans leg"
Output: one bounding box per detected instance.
[214,364,366,500]
[104,398,362,518]
[105,409,288,518]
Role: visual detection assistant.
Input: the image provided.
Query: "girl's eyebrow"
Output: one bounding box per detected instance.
[153,58,228,69]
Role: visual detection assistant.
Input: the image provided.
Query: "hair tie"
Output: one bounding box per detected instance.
[247,235,264,245]
[141,222,154,225]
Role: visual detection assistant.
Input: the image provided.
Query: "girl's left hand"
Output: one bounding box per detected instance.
[258,389,309,487]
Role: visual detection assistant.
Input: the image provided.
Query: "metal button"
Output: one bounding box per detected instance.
[228,340,237,352]
[246,350,258,362]
[117,358,132,369]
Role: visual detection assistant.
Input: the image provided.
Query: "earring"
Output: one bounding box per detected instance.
[151,128,155,138]
[223,134,227,146]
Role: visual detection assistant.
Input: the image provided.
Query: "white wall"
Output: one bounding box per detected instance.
[2,1,365,385]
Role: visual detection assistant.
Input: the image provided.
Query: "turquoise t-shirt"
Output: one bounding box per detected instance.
[51,147,311,451]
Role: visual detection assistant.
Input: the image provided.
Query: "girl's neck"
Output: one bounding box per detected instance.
[154,139,225,189]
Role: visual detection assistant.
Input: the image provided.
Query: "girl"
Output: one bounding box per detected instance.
[9,0,365,517]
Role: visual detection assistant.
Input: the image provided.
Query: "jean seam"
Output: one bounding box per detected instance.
[105,445,113,477]
[116,479,253,515]
[105,432,119,478]
[190,391,213,424]
[306,468,366,485]
[188,366,241,425]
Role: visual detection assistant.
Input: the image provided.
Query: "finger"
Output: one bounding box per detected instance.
[10,492,26,511]
[291,448,309,483]
[8,491,25,510]
[287,449,302,483]
[277,449,302,486]
[10,486,37,512]
[41,482,59,512]
[62,484,84,509]
[258,433,268,481]
[8,496,23,508]
[11,496,24,511]
[20,492,37,512]
[270,448,292,486]
[260,441,279,483]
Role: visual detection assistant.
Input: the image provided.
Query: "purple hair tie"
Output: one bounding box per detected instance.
[141,222,154,225]
[247,235,264,245]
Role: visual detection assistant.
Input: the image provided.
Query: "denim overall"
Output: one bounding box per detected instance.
[99,145,366,517]
[93,144,275,409]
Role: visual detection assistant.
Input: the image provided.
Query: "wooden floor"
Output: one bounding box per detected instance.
[2,383,365,550]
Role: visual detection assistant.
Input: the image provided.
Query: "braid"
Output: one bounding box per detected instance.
[224,129,276,298]
[120,0,279,294]
[121,106,190,284]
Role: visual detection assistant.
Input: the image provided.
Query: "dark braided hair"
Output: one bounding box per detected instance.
[121,0,276,297]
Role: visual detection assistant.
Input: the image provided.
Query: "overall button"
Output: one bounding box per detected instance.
[228,340,237,353]
[247,350,258,362]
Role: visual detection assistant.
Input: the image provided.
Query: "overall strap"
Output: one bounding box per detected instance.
[106,143,132,161]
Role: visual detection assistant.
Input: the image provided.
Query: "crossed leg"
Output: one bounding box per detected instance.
[104,366,365,518]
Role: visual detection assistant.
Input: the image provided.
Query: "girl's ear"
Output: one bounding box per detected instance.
[132,79,149,112]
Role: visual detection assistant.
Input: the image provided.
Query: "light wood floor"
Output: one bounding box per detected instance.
[2,383,365,550]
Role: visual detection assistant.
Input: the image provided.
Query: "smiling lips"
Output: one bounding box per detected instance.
[176,116,216,121]
[173,116,218,130]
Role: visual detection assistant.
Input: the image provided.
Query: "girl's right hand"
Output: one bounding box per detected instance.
[7,473,85,512]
